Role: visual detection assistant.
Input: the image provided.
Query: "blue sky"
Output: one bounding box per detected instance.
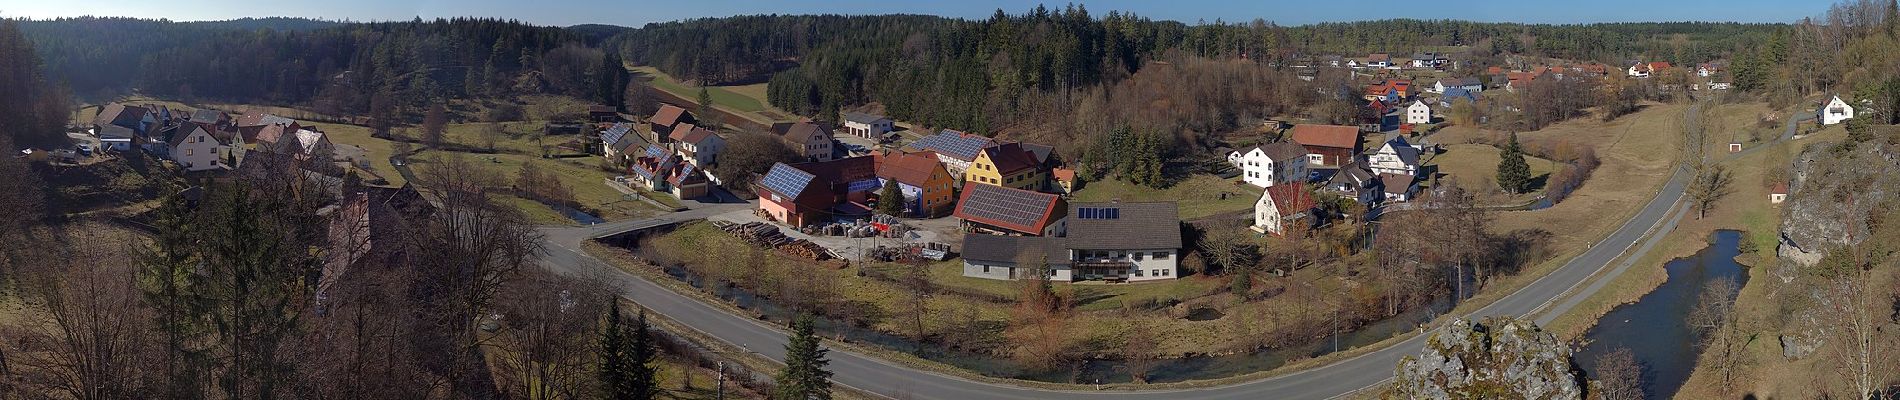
[2,0,1825,26]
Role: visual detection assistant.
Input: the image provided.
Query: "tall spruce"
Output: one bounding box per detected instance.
[599,301,631,398]
[202,183,311,398]
[629,309,658,400]
[1496,132,1533,194]
[774,315,833,400]
[137,185,209,399]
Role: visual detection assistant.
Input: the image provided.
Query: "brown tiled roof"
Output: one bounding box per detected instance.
[954,183,1065,235]
[1770,182,1789,194]
[1289,124,1360,150]
[1266,183,1315,217]
[774,120,833,143]
[94,104,149,129]
[1052,167,1076,182]
[669,123,699,142]
[876,151,944,187]
[253,123,292,145]
[1380,173,1415,194]
[671,124,717,145]
[1255,141,1309,162]
[651,104,692,127]
[982,142,1040,175]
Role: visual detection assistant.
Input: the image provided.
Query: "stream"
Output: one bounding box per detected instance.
[1575,230,1749,399]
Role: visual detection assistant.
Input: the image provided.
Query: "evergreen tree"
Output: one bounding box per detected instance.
[629,309,658,400]
[1496,132,1533,194]
[598,301,631,398]
[774,315,833,400]
[138,185,209,399]
[876,180,907,216]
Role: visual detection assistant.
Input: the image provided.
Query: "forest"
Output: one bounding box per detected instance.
[12,17,625,124]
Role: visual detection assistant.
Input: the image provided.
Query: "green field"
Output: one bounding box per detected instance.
[1071,174,1264,220]
[628,65,799,124]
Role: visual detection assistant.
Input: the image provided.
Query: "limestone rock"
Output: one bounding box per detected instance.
[1392,317,1583,400]
[1777,141,1900,268]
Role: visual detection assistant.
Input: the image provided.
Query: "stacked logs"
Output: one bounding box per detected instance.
[717,221,831,261]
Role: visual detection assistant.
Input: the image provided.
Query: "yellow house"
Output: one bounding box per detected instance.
[964,143,1046,191]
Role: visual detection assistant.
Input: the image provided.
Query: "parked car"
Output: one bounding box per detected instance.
[75,143,93,156]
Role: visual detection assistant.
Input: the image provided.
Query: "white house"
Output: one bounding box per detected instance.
[1626,63,1650,78]
[669,124,724,167]
[1368,136,1423,177]
[1253,183,1315,236]
[961,202,1182,282]
[1239,142,1309,188]
[1819,95,1855,125]
[1406,101,1432,124]
[841,112,895,141]
[167,122,223,171]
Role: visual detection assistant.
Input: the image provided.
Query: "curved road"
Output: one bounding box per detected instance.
[535,102,1802,399]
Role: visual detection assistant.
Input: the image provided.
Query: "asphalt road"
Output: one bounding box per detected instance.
[536,163,1694,399]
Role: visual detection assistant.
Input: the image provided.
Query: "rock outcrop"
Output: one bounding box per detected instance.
[1777,141,1900,270]
[1392,317,1583,400]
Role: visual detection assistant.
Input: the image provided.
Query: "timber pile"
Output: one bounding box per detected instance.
[717,221,832,261]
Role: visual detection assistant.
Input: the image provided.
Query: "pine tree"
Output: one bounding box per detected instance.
[629,309,658,400]
[774,315,833,400]
[598,301,631,398]
[1496,132,1532,194]
[137,186,208,399]
[876,180,907,216]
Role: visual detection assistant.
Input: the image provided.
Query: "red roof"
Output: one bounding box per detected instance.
[1289,124,1360,150]
[953,183,1065,235]
[651,104,691,127]
[1266,183,1314,217]
[1770,182,1789,195]
[876,151,944,187]
[1052,167,1076,182]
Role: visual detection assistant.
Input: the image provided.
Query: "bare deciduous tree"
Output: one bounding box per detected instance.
[3,223,155,400]
[1591,347,1643,400]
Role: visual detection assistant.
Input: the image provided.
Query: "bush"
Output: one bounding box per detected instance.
[485,103,526,122]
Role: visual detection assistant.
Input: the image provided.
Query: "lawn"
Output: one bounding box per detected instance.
[408,151,663,221]
[1070,174,1264,220]
[610,220,1382,367]
[1426,143,1560,206]
[628,65,790,125]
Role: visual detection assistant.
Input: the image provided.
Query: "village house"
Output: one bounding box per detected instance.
[1322,161,1383,203]
[960,202,1181,282]
[1431,77,1484,94]
[1439,87,1482,107]
[953,183,1067,237]
[166,122,224,171]
[1368,136,1422,176]
[965,142,1046,191]
[1819,94,1855,125]
[1406,101,1432,124]
[1062,202,1182,281]
[235,113,300,144]
[1696,62,1725,77]
[1239,141,1310,188]
[628,147,712,200]
[600,123,638,161]
[1289,124,1362,167]
[1050,167,1078,194]
[841,112,895,141]
[1626,61,1672,78]
[1366,53,1392,69]
[1253,183,1318,236]
[93,104,156,139]
[647,104,697,144]
[668,123,724,167]
[1381,173,1418,202]
[771,120,837,161]
[907,129,998,178]
[875,150,957,218]
[1769,182,1789,204]
[318,185,434,307]
[755,156,880,226]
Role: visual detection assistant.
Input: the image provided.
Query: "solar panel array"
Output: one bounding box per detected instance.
[1076,207,1120,220]
[846,178,882,193]
[913,130,996,160]
[760,163,816,197]
[601,123,630,146]
[959,184,1056,228]
[674,163,697,182]
[644,145,667,159]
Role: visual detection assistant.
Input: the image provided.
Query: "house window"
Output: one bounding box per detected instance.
[1132,252,1145,261]
[185,149,194,156]
[1134,269,1144,277]
[1155,251,1170,260]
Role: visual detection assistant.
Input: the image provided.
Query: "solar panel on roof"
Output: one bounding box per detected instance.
[847,179,882,193]
[760,164,815,197]
[644,145,667,158]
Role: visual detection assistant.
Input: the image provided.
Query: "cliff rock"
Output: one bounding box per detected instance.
[1777,141,1900,270]
[1392,317,1583,400]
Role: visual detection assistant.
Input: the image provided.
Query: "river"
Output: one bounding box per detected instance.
[1575,230,1749,399]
